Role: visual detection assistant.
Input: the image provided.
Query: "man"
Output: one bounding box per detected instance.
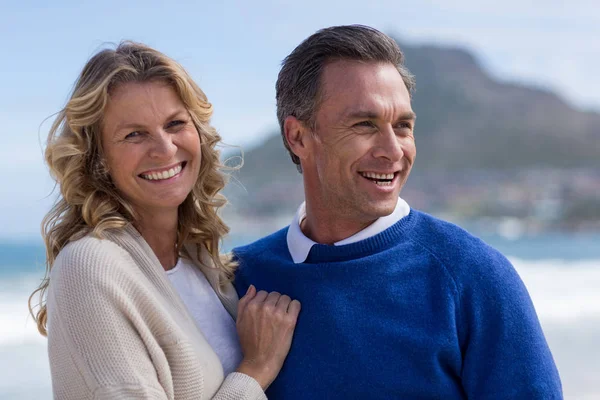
[233,25,562,399]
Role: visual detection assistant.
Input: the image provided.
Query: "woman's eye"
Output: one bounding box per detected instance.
[167,120,185,129]
[125,131,141,139]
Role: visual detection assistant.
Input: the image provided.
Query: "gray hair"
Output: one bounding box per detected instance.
[276,25,416,171]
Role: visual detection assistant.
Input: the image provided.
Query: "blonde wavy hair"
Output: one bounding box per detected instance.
[29,41,234,336]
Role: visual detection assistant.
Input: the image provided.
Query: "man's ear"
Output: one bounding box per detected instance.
[284,116,311,161]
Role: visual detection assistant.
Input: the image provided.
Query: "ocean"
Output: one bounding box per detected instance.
[1,233,599,399]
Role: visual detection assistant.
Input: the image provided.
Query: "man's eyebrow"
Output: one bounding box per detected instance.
[343,110,379,120]
[396,111,417,122]
[342,110,417,121]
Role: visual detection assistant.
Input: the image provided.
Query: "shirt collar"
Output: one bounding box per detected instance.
[286,197,410,263]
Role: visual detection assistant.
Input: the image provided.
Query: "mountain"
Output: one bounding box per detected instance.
[401,43,600,170]
[222,39,600,230]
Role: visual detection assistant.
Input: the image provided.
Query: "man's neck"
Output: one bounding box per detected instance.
[300,203,376,245]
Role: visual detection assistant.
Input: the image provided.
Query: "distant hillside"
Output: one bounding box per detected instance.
[400,43,600,170]
[223,39,600,228]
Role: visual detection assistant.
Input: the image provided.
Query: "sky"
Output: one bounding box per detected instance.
[1,0,598,239]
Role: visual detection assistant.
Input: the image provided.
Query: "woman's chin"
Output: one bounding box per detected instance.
[132,192,192,216]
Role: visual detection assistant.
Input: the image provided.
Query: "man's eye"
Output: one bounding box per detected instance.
[354,121,374,128]
[396,122,412,130]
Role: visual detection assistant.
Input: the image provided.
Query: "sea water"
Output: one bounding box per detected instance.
[1,234,599,399]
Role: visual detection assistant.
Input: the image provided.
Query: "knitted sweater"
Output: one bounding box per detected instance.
[233,210,563,399]
[46,224,265,400]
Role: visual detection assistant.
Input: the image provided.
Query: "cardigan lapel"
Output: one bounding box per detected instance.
[103,224,239,321]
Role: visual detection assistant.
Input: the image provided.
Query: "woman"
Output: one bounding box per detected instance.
[29,42,300,399]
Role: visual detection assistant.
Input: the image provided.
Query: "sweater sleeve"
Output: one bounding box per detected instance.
[211,373,266,400]
[457,250,563,399]
[48,237,267,400]
[47,239,170,399]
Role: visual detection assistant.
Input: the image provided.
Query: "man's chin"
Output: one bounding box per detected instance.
[364,200,398,219]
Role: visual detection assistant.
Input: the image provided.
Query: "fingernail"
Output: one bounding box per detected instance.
[246,285,253,294]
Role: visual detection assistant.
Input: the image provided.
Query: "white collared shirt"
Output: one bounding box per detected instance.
[286,197,410,263]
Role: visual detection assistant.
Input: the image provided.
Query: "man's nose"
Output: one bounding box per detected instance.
[372,126,404,162]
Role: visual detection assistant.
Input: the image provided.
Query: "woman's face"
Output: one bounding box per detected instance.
[101,80,202,216]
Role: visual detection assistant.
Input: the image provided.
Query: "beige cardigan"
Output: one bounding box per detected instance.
[46,224,266,400]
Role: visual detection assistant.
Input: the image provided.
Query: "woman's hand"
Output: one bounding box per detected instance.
[235,285,301,390]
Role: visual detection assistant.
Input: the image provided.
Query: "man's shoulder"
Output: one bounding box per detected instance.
[232,226,290,259]
[411,210,513,276]
[412,209,497,249]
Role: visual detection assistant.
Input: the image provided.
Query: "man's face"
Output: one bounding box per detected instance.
[302,60,416,225]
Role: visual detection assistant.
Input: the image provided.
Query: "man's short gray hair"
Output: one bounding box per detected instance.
[276,24,415,171]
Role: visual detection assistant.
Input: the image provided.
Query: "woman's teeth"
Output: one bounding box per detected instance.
[141,163,183,181]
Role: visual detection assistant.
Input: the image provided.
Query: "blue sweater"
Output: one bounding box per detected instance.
[233,210,562,399]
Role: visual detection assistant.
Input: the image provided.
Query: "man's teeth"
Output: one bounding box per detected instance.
[361,172,395,180]
[141,164,183,181]
[375,180,392,186]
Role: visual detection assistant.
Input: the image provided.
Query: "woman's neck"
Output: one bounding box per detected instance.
[134,209,179,271]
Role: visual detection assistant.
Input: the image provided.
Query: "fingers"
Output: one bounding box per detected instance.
[237,285,256,317]
[245,289,268,313]
[264,291,281,309]
[238,286,300,320]
[276,295,291,312]
[252,290,269,304]
[288,299,301,318]
[235,287,301,388]
[276,295,299,330]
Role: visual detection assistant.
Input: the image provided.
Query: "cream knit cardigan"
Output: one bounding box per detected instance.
[46,224,266,400]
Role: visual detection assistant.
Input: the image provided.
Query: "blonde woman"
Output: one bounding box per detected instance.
[29,42,300,399]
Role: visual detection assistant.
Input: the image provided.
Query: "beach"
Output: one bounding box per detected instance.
[2,237,599,399]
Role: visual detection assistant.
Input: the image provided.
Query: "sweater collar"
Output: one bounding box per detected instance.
[286,197,411,263]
